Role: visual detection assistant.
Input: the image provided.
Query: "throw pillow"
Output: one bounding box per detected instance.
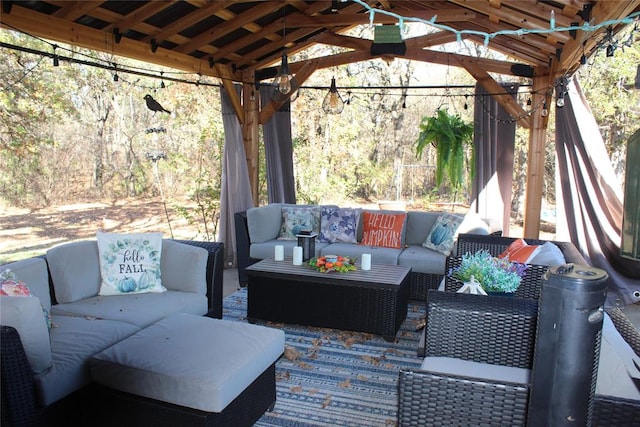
[529,241,566,266]
[278,206,320,240]
[318,207,360,243]
[361,211,406,249]
[498,238,542,263]
[96,231,166,296]
[1,269,52,331]
[422,213,463,255]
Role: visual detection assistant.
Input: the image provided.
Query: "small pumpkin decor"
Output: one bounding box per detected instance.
[117,277,138,293]
[309,255,356,273]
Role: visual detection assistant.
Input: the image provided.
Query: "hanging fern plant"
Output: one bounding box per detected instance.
[415,109,474,190]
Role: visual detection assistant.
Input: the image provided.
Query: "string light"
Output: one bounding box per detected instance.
[350,0,639,48]
[541,102,549,117]
[52,44,59,67]
[322,77,345,114]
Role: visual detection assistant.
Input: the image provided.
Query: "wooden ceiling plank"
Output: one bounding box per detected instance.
[175,1,283,54]
[0,4,233,80]
[236,27,314,68]
[312,32,372,51]
[142,1,236,44]
[559,0,640,76]
[50,1,103,21]
[455,56,531,129]
[291,9,476,27]
[465,34,550,67]
[102,2,170,33]
[402,47,524,77]
[215,62,244,124]
[211,3,330,64]
[447,0,571,44]
[404,31,459,49]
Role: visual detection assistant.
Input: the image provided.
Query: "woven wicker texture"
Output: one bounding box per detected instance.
[606,307,640,357]
[0,326,41,427]
[444,256,547,300]
[409,272,443,301]
[593,395,640,426]
[247,260,410,340]
[398,369,529,426]
[424,291,538,368]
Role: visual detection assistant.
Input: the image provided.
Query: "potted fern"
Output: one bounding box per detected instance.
[414,109,474,190]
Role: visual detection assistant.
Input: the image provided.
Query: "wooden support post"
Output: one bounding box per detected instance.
[523,76,550,238]
[242,71,259,205]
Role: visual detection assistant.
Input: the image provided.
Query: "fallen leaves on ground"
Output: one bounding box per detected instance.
[284,346,300,361]
[339,378,351,388]
[290,386,303,393]
[322,394,332,409]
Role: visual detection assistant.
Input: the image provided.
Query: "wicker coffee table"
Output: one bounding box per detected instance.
[246,259,410,341]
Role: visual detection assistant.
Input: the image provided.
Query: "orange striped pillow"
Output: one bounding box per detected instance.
[499,239,541,263]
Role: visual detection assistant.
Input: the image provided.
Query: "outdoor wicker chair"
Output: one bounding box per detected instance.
[399,290,640,426]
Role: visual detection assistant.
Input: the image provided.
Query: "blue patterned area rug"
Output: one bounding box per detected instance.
[223,288,425,426]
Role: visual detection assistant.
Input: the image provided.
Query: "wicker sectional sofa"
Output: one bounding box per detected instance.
[234,204,493,301]
[1,239,270,426]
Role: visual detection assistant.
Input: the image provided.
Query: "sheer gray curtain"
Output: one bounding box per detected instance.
[219,85,254,267]
[470,84,518,235]
[260,86,296,203]
[555,77,640,306]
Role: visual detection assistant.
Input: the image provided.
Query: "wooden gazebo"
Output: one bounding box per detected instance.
[2,0,639,237]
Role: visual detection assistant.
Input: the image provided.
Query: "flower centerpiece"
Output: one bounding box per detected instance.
[449,250,528,294]
[309,255,356,273]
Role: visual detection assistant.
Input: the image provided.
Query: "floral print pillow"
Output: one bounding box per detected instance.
[278,207,320,240]
[318,207,360,243]
[1,269,53,330]
[96,231,166,295]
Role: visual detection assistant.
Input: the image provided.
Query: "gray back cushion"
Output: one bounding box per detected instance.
[405,211,440,246]
[246,204,283,243]
[47,241,101,303]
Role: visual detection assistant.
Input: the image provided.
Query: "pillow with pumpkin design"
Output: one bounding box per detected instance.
[96,231,166,295]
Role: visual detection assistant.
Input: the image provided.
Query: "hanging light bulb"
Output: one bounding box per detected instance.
[322,77,345,114]
[273,53,293,95]
[160,71,165,89]
[52,45,59,67]
[526,98,532,106]
[541,102,548,117]
[606,44,615,57]
[556,89,565,108]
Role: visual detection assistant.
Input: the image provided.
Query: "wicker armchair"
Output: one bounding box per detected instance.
[400,291,537,426]
[399,291,640,426]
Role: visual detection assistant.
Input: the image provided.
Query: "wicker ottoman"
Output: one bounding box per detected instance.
[89,313,284,426]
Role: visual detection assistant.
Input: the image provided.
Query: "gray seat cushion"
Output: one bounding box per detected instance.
[50,291,207,328]
[90,313,285,413]
[35,314,139,405]
[398,245,447,275]
[421,356,531,385]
